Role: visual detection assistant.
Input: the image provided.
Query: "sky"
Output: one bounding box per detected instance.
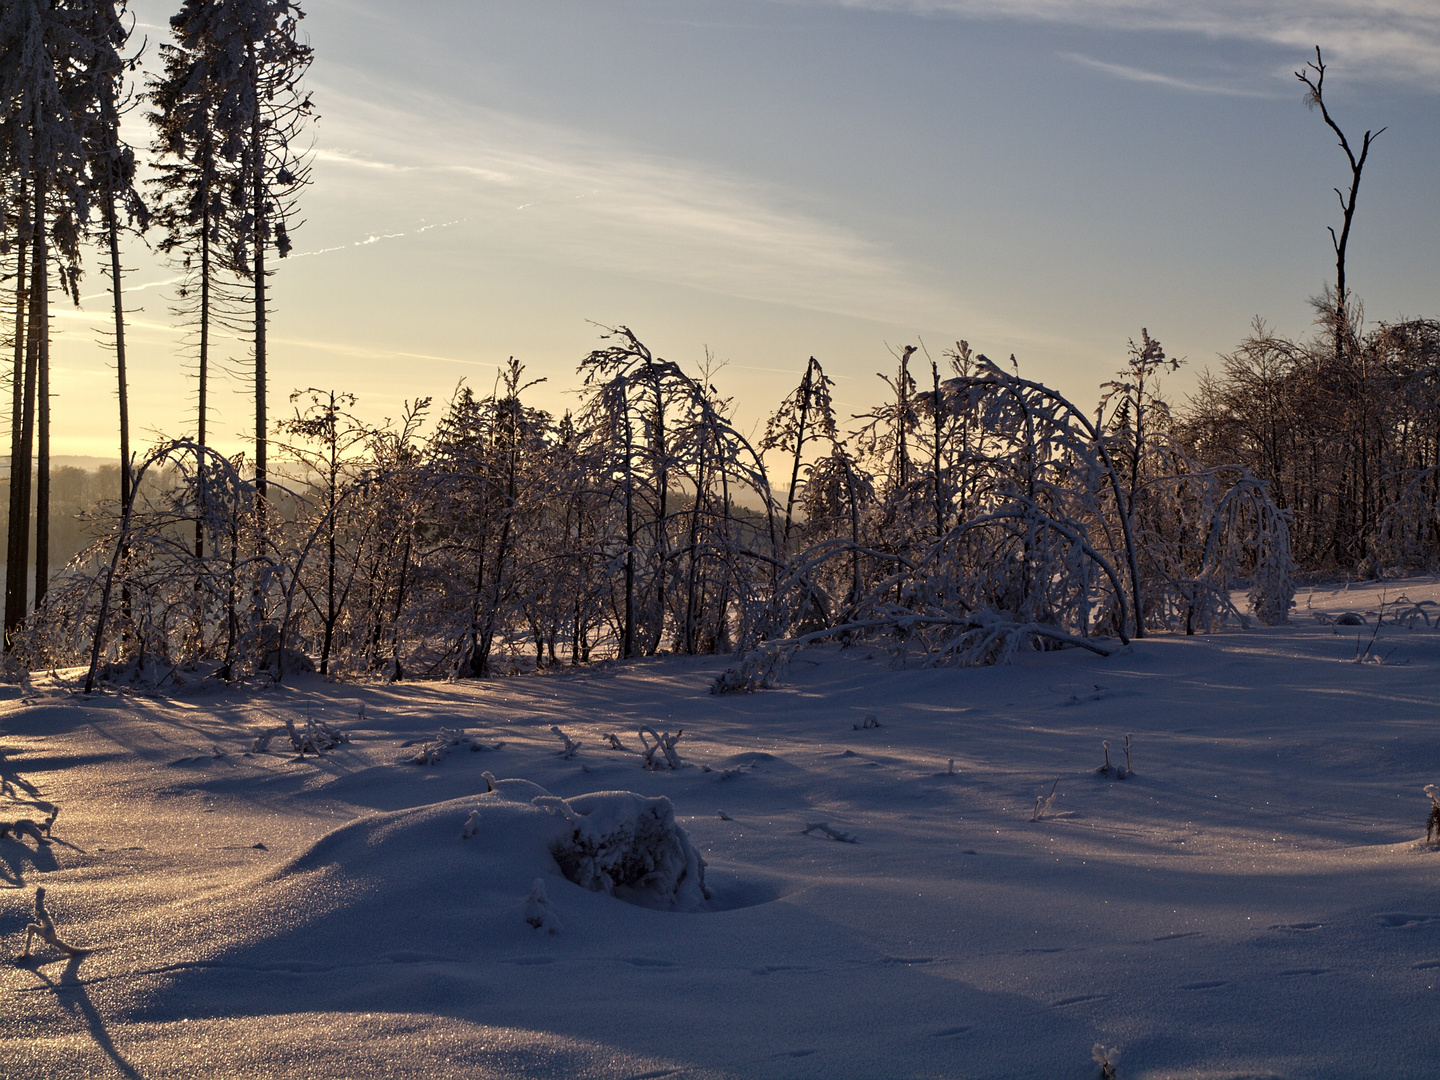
[44,0,1440,461]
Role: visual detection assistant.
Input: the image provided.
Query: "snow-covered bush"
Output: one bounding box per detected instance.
[411,728,501,765]
[533,791,709,910]
[284,713,349,756]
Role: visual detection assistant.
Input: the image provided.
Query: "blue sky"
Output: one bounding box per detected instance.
[51,0,1440,457]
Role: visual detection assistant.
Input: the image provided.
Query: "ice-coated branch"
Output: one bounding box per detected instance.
[22,887,85,960]
[285,713,349,756]
[638,727,683,769]
[1,800,60,839]
[550,726,581,759]
[532,795,585,825]
[0,819,50,845]
[1031,777,1060,822]
[1095,737,1129,780]
[413,728,500,765]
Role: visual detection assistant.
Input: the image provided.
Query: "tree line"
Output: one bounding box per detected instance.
[1,0,311,653]
[1,27,1431,686]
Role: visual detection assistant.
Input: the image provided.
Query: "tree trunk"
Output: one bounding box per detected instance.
[196,195,210,560]
[3,180,28,649]
[6,179,44,644]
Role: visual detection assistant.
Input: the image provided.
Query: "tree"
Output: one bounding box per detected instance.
[80,0,146,518]
[147,3,247,560]
[762,356,837,555]
[0,0,92,644]
[273,389,371,676]
[164,0,313,537]
[1295,47,1384,323]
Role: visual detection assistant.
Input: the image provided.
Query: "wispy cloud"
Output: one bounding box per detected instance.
[1061,52,1276,96]
[309,80,954,329]
[290,218,466,260]
[799,1,1440,90]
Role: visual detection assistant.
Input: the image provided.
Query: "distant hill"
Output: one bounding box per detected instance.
[0,456,114,477]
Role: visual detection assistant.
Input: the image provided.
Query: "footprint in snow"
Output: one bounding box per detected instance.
[1279,968,1330,977]
[1051,994,1107,1008]
[1269,922,1322,932]
[1411,960,1440,970]
[1181,980,1229,990]
[1152,931,1203,942]
[1377,913,1440,928]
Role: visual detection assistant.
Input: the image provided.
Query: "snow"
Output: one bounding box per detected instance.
[3,576,1440,1078]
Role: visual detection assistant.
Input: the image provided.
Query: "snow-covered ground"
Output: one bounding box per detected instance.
[4,577,1440,1079]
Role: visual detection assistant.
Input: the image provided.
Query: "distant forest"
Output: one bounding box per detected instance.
[2,7,1434,685]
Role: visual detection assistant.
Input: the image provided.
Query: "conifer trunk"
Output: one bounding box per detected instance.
[4,182,28,648]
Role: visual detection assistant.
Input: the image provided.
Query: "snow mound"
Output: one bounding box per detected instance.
[534,791,710,911]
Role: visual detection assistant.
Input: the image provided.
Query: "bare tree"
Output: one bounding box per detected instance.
[1295,47,1384,320]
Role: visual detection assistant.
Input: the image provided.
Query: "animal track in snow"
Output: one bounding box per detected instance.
[1051,993,1108,1008]
[1181,980,1229,990]
[1279,967,1330,977]
[1377,912,1440,928]
[1269,922,1322,931]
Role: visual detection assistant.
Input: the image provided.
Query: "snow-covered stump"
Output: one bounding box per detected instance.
[533,792,710,909]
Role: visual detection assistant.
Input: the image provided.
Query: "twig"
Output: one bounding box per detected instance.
[1031,776,1061,821]
[22,887,86,960]
[550,726,581,759]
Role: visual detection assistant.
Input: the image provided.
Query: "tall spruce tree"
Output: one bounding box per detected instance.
[80,0,147,521]
[164,0,312,536]
[147,3,244,560]
[0,0,91,644]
